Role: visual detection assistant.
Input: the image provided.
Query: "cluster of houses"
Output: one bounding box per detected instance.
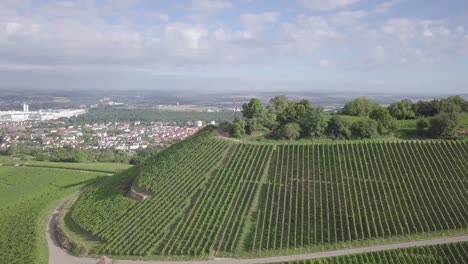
[0,119,209,151]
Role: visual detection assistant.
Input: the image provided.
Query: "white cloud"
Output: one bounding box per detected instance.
[374,0,401,14]
[331,10,367,25]
[301,0,361,11]
[319,59,331,67]
[241,12,278,32]
[188,0,235,13]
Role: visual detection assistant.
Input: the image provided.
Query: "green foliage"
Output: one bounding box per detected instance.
[416,118,429,135]
[369,107,397,135]
[429,112,463,139]
[341,97,379,117]
[350,118,379,138]
[388,99,415,120]
[440,95,467,113]
[242,98,264,119]
[69,137,468,258]
[248,142,468,253]
[232,117,247,138]
[24,161,131,173]
[415,100,440,117]
[300,108,328,137]
[70,108,235,124]
[277,99,312,125]
[275,242,468,264]
[70,168,136,235]
[280,123,301,140]
[0,167,102,263]
[326,116,351,139]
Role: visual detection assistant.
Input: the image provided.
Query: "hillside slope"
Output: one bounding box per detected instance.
[68,130,468,259]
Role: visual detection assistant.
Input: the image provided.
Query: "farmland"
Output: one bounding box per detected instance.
[67,129,468,260]
[245,142,468,255]
[0,166,105,264]
[272,241,468,264]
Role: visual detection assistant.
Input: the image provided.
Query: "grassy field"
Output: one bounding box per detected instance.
[0,158,132,173]
[271,241,468,264]
[68,131,468,259]
[0,166,105,264]
[23,160,132,173]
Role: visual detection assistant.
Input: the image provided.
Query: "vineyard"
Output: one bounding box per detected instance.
[68,130,468,259]
[272,241,468,264]
[0,166,104,264]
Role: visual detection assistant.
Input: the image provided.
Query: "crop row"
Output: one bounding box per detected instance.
[247,141,468,252]
[273,241,468,264]
[153,144,273,256]
[95,136,233,255]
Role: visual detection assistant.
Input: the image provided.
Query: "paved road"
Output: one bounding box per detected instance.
[47,198,468,264]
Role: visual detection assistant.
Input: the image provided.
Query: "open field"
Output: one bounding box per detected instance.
[68,130,468,259]
[23,161,132,173]
[0,166,104,264]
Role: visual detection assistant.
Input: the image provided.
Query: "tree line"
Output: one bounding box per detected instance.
[1,143,162,165]
[222,95,467,140]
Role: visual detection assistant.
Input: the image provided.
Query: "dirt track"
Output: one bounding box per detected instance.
[47,198,468,264]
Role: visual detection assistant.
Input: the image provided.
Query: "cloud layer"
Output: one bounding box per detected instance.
[0,0,467,92]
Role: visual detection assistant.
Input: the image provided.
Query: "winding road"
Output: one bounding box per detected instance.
[47,198,468,264]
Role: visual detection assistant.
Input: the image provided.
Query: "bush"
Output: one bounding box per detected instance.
[342,97,379,117]
[351,119,379,139]
[280,123,301,140]
[388,99,415,120]
[416,118,429,135]
[326,116,351,139]
[370,107,397,135]
[428,112,462,139]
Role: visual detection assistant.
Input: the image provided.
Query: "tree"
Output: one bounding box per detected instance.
[242,98,264,119]
[439,96,467,113]
[267,96,290,116]
[342,97,379,117]
[388,99,415,120]
[370,107,397,135]
[326,116,351,139]
[277,100,312,126]
[280,123,301,140]
[428,112,462,139]
[232,117,246,138]
[416,118,429,135]
[415,100,440,117]
[300,107,328,137]
[350,119,379,139]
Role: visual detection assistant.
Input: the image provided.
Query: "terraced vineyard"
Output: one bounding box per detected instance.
[68,130,468,259]
[246,142,468,254]
[272,241,468,264]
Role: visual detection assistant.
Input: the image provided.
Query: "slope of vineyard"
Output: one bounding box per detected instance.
[245,141,468,255]
[68,130,468,259]
[271,241,468,264]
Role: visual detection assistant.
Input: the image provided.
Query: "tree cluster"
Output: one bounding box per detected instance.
[230,96,397,140]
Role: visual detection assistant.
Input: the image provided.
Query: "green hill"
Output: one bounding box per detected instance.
[68,129,468,259]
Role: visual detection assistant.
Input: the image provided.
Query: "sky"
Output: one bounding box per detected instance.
[0,0,467,93]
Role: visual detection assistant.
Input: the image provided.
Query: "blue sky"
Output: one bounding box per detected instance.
[0,0,467,93]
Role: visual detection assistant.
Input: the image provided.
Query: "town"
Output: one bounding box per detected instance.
[0,119,208,152]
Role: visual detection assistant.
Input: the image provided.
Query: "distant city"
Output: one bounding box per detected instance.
[0,103,86,122]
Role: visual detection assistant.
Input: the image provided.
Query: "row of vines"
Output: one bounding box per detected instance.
[272,241,468,264]
[247,141,468,253]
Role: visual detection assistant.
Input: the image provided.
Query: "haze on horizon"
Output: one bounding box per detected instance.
[0,0,467,93]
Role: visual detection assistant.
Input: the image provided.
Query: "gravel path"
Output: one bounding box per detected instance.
[47,198,468,264]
